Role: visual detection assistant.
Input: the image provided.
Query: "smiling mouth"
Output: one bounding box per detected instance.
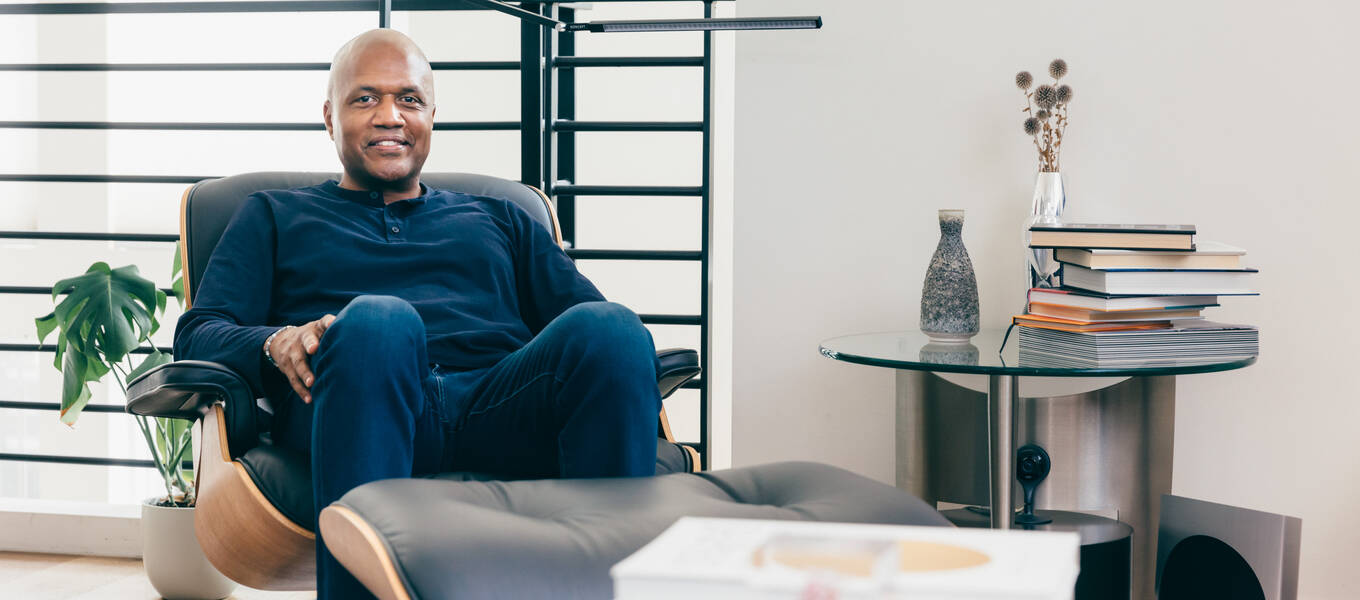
[368,141,409,155]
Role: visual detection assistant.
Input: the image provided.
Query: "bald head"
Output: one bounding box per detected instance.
[327,29,434,104]
[323,28,437,199]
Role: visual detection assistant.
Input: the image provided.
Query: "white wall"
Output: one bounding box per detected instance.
[733,1,1358,598]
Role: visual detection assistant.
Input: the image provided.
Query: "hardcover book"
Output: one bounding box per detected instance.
[1026,302,1205,323]
[1026,288,1220,311]
[1061,264,1259,296]
[1029,223,1196,251]
[1055,241,1245,270]
[1012,313,1174,332]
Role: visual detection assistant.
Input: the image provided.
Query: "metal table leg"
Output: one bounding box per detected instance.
[988,374,1017,529]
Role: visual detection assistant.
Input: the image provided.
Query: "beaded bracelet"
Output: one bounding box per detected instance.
[263,325,296,368]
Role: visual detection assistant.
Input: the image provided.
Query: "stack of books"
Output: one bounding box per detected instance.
[1017,223,1259,367]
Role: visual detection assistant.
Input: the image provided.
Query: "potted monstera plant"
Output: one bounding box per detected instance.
[35,253,236,600]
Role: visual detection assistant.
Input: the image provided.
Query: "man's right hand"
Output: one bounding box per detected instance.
[267,315,337,403]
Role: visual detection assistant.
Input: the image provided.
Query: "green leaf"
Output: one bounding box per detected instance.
[59,386,92,427]
[59,349,92,426]
[151,290,167,336]
[169,245,186,311]
[170,278,185,308]
[53,296,90,349]
[39,261,169,427]
[115,265,158,312]
[126,305,152,342]
[35,312,58,344]
[53,262,161,365]
[52,334,67,371]
[127,350,171,382]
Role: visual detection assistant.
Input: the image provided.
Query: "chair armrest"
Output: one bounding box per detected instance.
[655,348,699,400]
[127,360,258,458]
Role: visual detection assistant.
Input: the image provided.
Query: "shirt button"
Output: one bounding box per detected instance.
[370,192,380,200]
[391,226,400,234]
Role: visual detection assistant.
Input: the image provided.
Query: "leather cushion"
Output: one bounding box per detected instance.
[332,461,951,599]
[240,437,695,531]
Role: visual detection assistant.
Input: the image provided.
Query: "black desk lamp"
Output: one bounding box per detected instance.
[459,0,822,32]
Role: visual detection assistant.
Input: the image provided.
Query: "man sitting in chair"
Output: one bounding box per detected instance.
[174,29,661,599]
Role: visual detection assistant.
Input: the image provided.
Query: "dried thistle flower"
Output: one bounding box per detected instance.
[1014,59,1074,172]
[1049,59,1068,79]
[1034,84,1058,109]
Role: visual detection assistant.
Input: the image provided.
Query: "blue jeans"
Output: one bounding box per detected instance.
[275,296,662,600]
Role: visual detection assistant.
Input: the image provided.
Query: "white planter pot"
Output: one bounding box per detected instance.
[141,498,238,600]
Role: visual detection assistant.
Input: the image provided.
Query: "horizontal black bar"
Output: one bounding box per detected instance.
[552,185,703,197]
[554,120,702,133]
[566,249,700,261]
[0,0,730,16]
[0,0,483,15]
[553,56,703,68]
[0,121,518,131]
[0,285,178,295]
[0,174,209,184]
[0,231,178,242]
[638,314,701,326]
[0,453,192,469]
[568,16,821,33]
[0,453,157,469]
[0,343,158,355]
[0,400,127,414]
[0,61,519,72]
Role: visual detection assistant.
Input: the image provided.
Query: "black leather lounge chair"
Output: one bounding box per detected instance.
[127,172,949,599]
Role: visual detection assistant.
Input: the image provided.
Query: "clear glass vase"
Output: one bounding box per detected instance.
[1025,172,1066,289]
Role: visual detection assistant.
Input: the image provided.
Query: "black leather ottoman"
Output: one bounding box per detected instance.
[320,461,951,599]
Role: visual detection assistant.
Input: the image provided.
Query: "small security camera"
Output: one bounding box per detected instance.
[1015,444,1052,526]
[1016,444,1051,485]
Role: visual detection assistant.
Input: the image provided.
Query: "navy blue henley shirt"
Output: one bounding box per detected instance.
[173,180,605,400]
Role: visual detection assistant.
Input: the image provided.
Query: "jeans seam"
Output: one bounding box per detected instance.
[461,371,557,422]
[434,373,450,426]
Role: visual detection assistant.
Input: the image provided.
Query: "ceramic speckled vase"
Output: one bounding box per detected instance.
[920,209,980,343]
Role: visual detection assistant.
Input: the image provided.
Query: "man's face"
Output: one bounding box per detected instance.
[323,42,435,190]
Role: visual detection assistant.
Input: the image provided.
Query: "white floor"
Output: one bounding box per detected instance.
[0,552,314,600]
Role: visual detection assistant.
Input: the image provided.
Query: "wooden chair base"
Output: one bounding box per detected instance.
[319,505,412,600]
[195,404,316,590]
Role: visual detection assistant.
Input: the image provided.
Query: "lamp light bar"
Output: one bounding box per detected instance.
[565,16,823,33]
[459,1,822,34]
[458,0,564,30]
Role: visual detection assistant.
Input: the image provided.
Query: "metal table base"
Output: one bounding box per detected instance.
[989,374,1017,529]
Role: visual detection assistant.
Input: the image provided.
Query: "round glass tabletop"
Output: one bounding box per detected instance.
[819,329,1257,377]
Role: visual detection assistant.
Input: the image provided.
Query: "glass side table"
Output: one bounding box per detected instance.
[820,329,1256,600]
